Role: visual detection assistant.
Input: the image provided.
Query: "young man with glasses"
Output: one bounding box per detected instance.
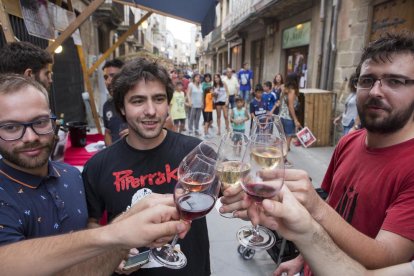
[270,32,414,275]
[0,74,190,275]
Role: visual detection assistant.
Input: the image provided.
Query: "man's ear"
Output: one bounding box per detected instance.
[24,68,33,78]
[120,107,125,116]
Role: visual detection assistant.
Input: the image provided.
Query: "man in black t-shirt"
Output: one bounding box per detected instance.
[83,58,210,276]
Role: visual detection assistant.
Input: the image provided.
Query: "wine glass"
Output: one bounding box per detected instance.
[252,114,288,158]
[236,133,285,250]
[150,154,219,269]
[215,131,250,218]
[178,141,218,177]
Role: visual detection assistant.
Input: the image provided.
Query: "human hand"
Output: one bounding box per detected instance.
[294,120,302,129]
[219,184,251,220]
[273,255,304,276]
[115,248,140,275]
[109,194,190,249]
[333,116,340,126]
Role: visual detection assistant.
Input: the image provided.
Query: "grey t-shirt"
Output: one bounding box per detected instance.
[341,93,358,126]
[189,82,203,108]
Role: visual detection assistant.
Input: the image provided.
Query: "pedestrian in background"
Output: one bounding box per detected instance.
[272,73,284,114]
[202,86,214,139]
[213,73,230,136]
[249,84,267,131]
[334,73,359,136]
[170,81,186,133]
[222,68,239,109]
[237,62,254,104]
[279,73,302,167]
[230,96,249,135]
[262,81,277,115]
[187,73,203,136]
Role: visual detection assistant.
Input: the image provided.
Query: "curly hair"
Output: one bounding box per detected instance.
[112,58,174,121]
[0,42,52,75]
[356,32,414,76]
[102,59,124,70]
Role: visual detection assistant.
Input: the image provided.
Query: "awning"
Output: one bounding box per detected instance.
[116,0,217,36]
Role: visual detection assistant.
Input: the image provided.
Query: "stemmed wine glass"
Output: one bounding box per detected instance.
[215,131,250,218]
[252,114,288,157]
[150,154,219,269]
[178,141,218,177]
[236,133,285,250]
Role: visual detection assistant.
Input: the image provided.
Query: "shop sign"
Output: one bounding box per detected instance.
[282,21,311,49]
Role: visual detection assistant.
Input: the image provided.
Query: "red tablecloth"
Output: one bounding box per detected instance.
[64,133,104,166]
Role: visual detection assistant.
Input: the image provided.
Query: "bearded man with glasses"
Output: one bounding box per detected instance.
[250,32,414,276]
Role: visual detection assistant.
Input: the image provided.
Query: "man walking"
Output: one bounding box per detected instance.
[222,67,239,109]
[237,62,253,104]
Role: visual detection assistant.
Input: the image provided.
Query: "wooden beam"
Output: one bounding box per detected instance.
[65,0,102,134]
[77,45,103,134]
[0,0,16,42]
[87,11,153,76]
[47,0,105,54]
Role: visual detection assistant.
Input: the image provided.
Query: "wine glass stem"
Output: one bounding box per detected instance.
[252,224,261,238]
[170,234,179,249]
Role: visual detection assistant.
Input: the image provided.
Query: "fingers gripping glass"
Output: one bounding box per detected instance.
[0,116,57,141]
[353,77,414,90]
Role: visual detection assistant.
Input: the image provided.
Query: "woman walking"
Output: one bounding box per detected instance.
[187,73,203,136]
[334,73,359,136]
[271,73,284,115]
[213,73,230,136]
[279,73,302,167]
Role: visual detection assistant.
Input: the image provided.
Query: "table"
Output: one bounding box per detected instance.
[64,133,104,167]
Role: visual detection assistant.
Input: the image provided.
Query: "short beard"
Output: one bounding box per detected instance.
[129,116,167,140]
[0,140,53,170]
[359,99,414,134]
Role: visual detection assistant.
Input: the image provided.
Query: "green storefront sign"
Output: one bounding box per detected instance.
[282,21,311,49]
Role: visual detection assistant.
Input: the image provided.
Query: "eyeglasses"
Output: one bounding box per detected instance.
[353,77,414,90]
[0,116,57,141]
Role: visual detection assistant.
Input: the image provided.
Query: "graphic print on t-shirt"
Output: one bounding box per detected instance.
[335,185,359,224]
[112,164,177,192]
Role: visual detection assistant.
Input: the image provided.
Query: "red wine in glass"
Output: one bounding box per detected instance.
[177,193,216,221]
[243,182,280,202]
[180,173,213,192]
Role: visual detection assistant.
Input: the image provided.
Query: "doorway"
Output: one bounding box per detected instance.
[285,46,308,88]
[251,38,265,86]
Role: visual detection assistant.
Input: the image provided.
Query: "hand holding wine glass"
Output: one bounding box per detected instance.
[150,154,219,269]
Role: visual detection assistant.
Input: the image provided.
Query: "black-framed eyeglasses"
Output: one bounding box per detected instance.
[353,77,414,90]
[0,116,57,141]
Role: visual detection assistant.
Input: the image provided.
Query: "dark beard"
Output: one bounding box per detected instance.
[0,140,53,170]
[358,98,414,134]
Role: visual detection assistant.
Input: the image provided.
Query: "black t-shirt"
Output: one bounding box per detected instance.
[82,131,210,276]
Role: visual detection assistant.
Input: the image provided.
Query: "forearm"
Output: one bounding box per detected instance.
[315,201,410,268]
[0,227,121,275]
[104,130,112,146]
[59,247,126,276]
[295,219,366,276]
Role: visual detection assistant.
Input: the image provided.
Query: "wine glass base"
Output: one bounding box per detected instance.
[215,197,236,218]
[150,244,187,269]
[236,225,276,250]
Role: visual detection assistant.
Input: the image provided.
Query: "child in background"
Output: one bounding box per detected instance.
[230,97,249,135]
[203,86,214,139]
[170,82,186,133]
[262,81,278,115]
[249,84,267,131]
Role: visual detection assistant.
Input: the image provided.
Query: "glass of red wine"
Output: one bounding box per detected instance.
[215,131,250,218]
[150,154,219,269]
[236,133,285,250]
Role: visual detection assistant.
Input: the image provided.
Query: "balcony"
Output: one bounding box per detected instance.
[94,1,124,30]
[211,25,222,44]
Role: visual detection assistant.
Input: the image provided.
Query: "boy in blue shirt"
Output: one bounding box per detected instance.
[262,81,278,115]
[249,84,267,130]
